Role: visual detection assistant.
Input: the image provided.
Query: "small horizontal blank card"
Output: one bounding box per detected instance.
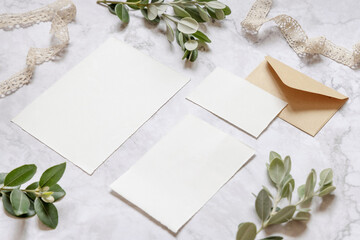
[111,115,255,233]
[12,37,189,174]
[187,67,287,137]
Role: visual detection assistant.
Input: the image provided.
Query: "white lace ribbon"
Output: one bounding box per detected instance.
[241,0,360,69]
[0,0,76,97]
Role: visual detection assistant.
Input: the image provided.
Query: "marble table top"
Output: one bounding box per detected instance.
[1,0,359,239]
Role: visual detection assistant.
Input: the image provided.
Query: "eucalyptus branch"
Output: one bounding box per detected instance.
[0,163,67,229]
[96,0,231,62]
[236,152,336,240]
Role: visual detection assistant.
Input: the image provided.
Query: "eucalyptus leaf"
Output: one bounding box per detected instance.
[177,17,199,34]
[39,162,66,188]
[115,4,130,23]
[319,168,333,186]
[206,6,217,19]
[0,172,6,184]
[255,189,272,221]
[236,222,257,240]
[173,5,191,18]
[4,164,37,187]
[304,170,316,198]
[192,31,211,43]
[297,184,305,199]
[189,49,198,62]
[35,198,58,229]
[180,6,202,22]
[205,1,226,9]
[214,9,225,20]
[269,151,282,162]
[293,211,311,221]
[284,156,291,175]
[10,189,30,216]
[156,4,168,15]
[318,186,336,197]
[197,6,210,22]
[262,185,274,199]
[148,5,158,20]
[165,20,175,42]
[268,158,285,185]
[127,0,141,10]
[268,205,296,225]
[184,39,198,51]
[223,5,231,15]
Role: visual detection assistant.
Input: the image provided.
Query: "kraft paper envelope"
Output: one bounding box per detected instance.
[111,115,255,233]
[246,56,348,136]
[12,37,189,174]
[187,68,287,138]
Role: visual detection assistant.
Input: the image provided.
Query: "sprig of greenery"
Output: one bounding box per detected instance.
[236,152,336,240]
[97,0,231,62]
[0,163,66,229]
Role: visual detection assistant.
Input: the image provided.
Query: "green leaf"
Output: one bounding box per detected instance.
[214,9,225,20]
[223,5,231,15]
[318,186,336,197]
[192,30,211,43]
[205,1,226,9]
[115,4,130,24]
[0,173,6,196]
[261,237,283,240]
[184,39,198,51]
[268,205,296,225]
[196,6,210,22]
[319,168,333,186]
[284,156,291,175]
[280,179,294,199]
[206,6,217,19]
[49,184,66,201]
[39,162,66,188]
[0,172,6,184]
[269,158,285,185]
[25,182,39,201]
[177,17,199,34]
[165,20,175,42]
[127,0,141,10]
[10,189,30,216]
[173,5,191,18]
[147,5,158,20]
[304,169,316,198]
[34,198,58,229]
[269,151,282,162]
[236,222,257,240]
[262,185,274,199]
[4,164,37,187]
[183,6,206,23]
[141,8,160,24]
[255,189,272,221]
[293,211,311,221]
[297,184,304,198]
[157,4,168,15]
[189,49,198,62]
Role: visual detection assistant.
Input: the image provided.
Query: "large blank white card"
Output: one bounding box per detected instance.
[12,37,189,174]
[187,67,287,138]
[111,115,255,233]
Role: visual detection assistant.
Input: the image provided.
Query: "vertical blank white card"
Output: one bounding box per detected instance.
[13,38,189,174]
[111,115,255,233]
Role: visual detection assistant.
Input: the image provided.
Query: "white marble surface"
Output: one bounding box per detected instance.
[1,0,360,239]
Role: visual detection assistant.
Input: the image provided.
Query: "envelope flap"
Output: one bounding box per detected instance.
[265,56,348,100]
